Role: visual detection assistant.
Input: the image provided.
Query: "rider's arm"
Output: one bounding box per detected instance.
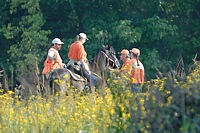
[48,50,56,60]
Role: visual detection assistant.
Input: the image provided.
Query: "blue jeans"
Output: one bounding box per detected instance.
[83,70,97,86]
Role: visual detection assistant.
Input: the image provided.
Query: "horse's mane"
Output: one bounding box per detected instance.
[88,45,107,64]
[88,44,110,65]
[88,52,104,75]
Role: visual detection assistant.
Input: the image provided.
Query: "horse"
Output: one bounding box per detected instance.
[43,44,120,96]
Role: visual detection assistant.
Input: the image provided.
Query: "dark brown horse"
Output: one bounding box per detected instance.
[43,44,120,96]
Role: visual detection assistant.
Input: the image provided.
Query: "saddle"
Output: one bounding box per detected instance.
[66,62,94,88]
[46,67,86,83]
[66,59,93,87]
[65,69,86,82]
[66,59,81,72]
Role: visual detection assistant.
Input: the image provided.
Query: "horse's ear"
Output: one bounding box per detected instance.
[102,44,106,50]
[108,44,111,49]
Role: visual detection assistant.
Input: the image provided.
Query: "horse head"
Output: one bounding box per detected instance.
[89,44,120,82]
[99,44,120,70]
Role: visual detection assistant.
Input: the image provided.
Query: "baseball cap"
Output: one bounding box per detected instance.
[118,49,129,55]
[79,33,88,40]
[52,38,64,44]
[131,48,140,56]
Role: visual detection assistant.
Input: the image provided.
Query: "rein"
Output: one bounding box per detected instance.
[100,51,115,68]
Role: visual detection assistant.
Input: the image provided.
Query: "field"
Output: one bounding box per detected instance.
[0,68,200,133]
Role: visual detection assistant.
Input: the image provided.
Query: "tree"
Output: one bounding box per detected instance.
[1,0,50,76]
[1,0,200,81]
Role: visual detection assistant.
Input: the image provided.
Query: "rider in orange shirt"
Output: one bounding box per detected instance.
[68,33,88,63]
[67,33,89,72]
[67,33,96,90]
[42,38,65,75]
[119,49,132,74]
[130,48,145,93]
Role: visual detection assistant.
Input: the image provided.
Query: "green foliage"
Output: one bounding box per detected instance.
[1,0,50,75]
[0,0,200,80]
[106,64,200,132]
[142,65,200,132]
[141,16,178,42]
[112,20,141,47]
[141,48,160,79]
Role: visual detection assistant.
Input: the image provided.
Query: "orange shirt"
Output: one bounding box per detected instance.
[68,41,87,61]
[120,58,132,74]
[130,58,145,85]
[42,47,63,74]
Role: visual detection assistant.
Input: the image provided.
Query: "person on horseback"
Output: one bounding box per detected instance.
[42,38,66,75]
[67,33,96,90]
[130,48,145,93]
[119,49,132,74]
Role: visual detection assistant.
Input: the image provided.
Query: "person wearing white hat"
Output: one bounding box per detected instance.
[78,33,88,40]
[67,33,96,90]
[67,33,89,72]
[42,38,65,74]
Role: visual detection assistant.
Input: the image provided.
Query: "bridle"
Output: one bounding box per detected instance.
[100,50,117,69]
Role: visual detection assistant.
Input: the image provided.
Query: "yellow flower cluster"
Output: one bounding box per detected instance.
[1,65,199,133]
[0,86,132,133]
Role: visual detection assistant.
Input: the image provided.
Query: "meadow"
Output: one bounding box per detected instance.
[0,66,200,133]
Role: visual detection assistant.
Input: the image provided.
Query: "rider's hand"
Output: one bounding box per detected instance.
[62,63,67,68]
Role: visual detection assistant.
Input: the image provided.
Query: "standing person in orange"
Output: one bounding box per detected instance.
[42,38,65,75]
[119,49,132,74]
[67,33,96,89]
[130,48,145,93]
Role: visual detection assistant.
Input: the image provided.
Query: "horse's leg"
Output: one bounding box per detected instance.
[89,82,96,93]
[71,80,85,93]
[65,80,72,96]
[62,72,71,96]
[51,80,55,95]
[60,84,64,96]
[58,79,69,96]
[66,75,86,95]
[52,72,71,96]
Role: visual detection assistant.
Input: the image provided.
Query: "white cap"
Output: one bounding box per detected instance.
[52,38,64,44]
[79,33,88,40]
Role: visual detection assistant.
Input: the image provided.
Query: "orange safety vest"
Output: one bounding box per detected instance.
[68,41,87,61]
[130,58,145,85]
[120,58,132,74]
[42,48,63,74]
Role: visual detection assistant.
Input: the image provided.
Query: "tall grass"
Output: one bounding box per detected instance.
[0,65,200,133]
